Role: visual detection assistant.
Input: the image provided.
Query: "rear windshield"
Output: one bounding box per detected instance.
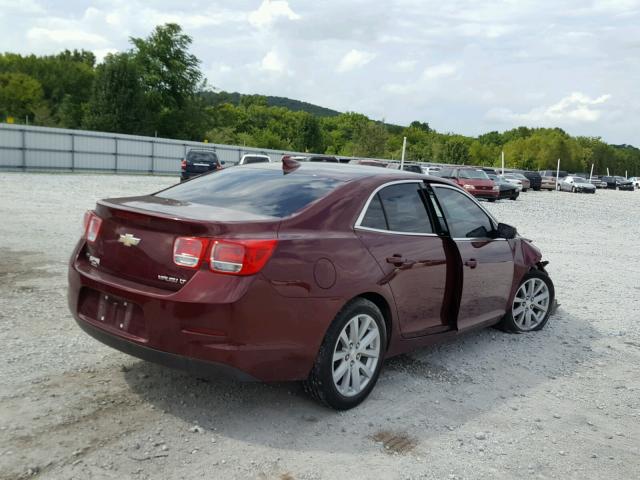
[156,168,342,218]
[187,151,218,162]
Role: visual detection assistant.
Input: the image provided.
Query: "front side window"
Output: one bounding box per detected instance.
[432,186,494,238]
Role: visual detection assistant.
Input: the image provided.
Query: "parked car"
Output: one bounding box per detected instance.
[615,176,635,191]
[438,167,500,201]
[498,174,523,191]
[421,166,441,176]
[558,176,596,193]
[539,170,568,179]
[69,162,555,410]
[627,176,640,188]
[487,174,520,200]
[351,159,388,168]
[540,175,556,191]
[520,171,542,191]
[304,155,340,163]
[589,176,607,189]
[239,154,271,165]
[281,154,307,162]
[386,163,422,173]
[180,149,225,181]
[601,176,634,190]
[503,173,530,192]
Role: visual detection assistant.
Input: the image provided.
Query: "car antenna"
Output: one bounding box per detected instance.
[282,156,300,174]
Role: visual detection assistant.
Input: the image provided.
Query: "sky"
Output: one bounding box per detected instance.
[1,0,639,145]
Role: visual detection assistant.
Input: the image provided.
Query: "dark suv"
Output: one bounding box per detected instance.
[519,171,542,191]
[181,149,223,181]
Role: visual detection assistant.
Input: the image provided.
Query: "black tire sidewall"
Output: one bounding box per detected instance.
[313,299,387,410]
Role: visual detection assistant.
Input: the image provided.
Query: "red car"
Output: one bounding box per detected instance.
[438,167,500,201]
[68,162,555,410]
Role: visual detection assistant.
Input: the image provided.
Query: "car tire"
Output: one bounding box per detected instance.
[498,270,555,334]
[488,198,496,203]
[303,298,387,410]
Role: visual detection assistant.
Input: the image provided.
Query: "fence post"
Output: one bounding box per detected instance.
[21,128,26,169]
[150,140,155,173]
[114,137,119,172]
[71,133,75,171]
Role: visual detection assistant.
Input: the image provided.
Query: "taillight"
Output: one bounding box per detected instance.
[181,159,187,170]
[173,237,208,268]
[210,239,277,275]
[84,211,102,243]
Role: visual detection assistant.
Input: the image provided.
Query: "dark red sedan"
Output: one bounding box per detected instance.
[68,162,555,410]
[438,166,500,201]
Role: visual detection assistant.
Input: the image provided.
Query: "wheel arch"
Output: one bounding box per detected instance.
[350,292,394,350]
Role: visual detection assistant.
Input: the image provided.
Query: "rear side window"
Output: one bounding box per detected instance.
[378,183,433,233]
[361,194,387,230]
[157,168,341,218]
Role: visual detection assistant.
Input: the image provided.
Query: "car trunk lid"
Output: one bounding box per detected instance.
[88,195,280,291]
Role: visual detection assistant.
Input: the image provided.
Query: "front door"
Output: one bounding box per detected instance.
[430,185,515,330]
[355,182,450,337]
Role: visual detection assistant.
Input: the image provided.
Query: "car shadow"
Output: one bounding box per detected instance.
[123,307,601,454]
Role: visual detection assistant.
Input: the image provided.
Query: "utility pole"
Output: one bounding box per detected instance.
[555,158,560,190]
[400,137,407,169]
[589,163,594,182]
[501,151,505,175]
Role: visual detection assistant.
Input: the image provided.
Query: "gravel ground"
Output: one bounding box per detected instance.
[0,172,639,480]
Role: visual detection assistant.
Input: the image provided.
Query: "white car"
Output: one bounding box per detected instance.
[499,175,523,191]
[629,177,640,188]
[239,154,271,165]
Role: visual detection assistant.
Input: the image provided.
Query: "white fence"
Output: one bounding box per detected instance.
[0,123,317,174]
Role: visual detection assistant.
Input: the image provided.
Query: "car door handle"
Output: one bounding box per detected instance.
[464,258,478,269]
[386,255,411,267]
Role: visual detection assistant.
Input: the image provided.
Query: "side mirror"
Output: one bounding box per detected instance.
[221,160,226,165]
[494,222,517,239]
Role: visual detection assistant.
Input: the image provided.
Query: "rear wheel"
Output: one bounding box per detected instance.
[499,270,554,333]
[303,298,386,410]
[488,198,496,203]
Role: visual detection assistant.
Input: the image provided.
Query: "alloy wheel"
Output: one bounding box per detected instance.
[512,278,550,331]
[332,314,381,397]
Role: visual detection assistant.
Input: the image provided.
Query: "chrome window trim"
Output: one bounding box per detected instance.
[353,180,436,236]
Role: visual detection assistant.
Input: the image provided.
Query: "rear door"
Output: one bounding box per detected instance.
[430,184,515,330]
[355,181,451,337]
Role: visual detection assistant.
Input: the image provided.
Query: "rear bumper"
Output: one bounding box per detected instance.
[468,189,499,199]
[76,318,257,381]
[68,242,339,382]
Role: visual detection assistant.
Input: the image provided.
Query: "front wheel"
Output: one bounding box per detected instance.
[488,198,497,203]
[499,270,555,333]
[303,298,386,410]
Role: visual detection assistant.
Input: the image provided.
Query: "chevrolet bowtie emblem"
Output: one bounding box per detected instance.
[118,233,141,247]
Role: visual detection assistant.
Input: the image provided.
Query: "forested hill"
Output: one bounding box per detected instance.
[199,91,341,117]
[0,22,638,175]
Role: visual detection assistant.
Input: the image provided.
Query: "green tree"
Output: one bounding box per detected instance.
[83,53,146,134]
[0,72,44,120]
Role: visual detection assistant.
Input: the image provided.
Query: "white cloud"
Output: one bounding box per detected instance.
[487,92,613,124]
[395,60,418,72]
[26,27,108,47]
[93,48,119,63]
[337,49,376,73]
[422,63,458,80]
[260,50,286,74]
[249,0,300,28]
[0,0,44,14]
